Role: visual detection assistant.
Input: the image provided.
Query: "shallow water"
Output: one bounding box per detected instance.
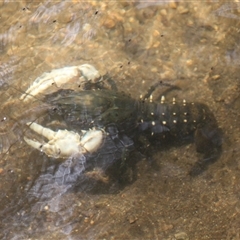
[0,1,240,239]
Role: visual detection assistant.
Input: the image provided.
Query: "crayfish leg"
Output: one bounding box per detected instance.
[190,124,223,176]
[194,124,222,154]
[142,80,181,101]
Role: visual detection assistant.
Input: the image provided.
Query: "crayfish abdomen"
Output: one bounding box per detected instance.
[137,97,222,174]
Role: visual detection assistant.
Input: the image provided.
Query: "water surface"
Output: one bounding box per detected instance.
[0,1,240,239]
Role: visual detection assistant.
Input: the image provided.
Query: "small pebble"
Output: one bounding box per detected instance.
[128,215,137,224]
[161,223,173,231]
[169,2,177,9]
[160,9,167,16]
[211,74,220,80]
[187,20,194,27]
[102,17,115,29]
[174,232,189,240]
[177,6,189,14]
[153,41,160,48]
[186,59,193,66]
[153,29,160,37]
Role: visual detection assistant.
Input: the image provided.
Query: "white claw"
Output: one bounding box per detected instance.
[24,137,44,150]
[81,129,105,153]
[24,122,105,159]
[20,64,101,102]
[27,122,56,140]
[79,64,101,82]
